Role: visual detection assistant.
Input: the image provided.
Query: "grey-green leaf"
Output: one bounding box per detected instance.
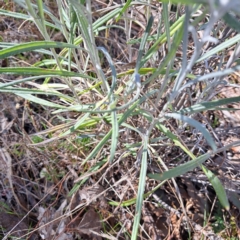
[0,41,79,59]
[148,152,211,181]
[165,113,217,151]
[178,96,240,114]
[201,165,230,211]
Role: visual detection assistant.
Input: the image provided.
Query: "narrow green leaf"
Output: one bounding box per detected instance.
[96,46,118,163]
[0,41,80,59]
[135,15,154,73]
[223,13,240,33]
[93,8,122,32]
[149,141,240,181]
[70,0,106,87]
[109,110,119,163]
[140,15,185,66]
[163,3,171,48]
[0,67,94,79]
[36,0,45,25]
[116,0,132,21]
[201,165,230,210]
[178,96,240,114]
[16,94,66,108]
[132,137,148,240]
[0,9,58,29]
[165,113,217,151]
[197,34,240,63]
[0,88,71,101]
[148,152,211,181]
[0,75,57,89]
[143,16,184,85]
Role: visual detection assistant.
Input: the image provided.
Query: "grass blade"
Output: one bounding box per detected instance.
[165,113,217,151]
[149,139,240,182]
[223,12,240,33]
[197,34,240,63]
[16,93,66,108]
[178,96,240,114]
[201,165,230,210]
[0,67,93,79]
[116,0,132,21]
[0,41,80,59]
[131,136,148,240]
[148,152,211,181]
[140,15,185,66]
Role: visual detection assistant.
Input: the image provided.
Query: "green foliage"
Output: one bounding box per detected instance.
[1,0,240,239]
[31,135,44,144]
[211,208,239,239]
[212,211,225,233]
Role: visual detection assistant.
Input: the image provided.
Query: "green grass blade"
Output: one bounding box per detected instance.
[149,141,240,182]
[0,88,73,103]
[178,96,240,114]
[148,152,211,181]
[109,110,119,163]
[23,0,45,37]
[0,67,94,79]
[165,113,217,151]
[0,43,54,56]
[16,93,66,108]
[33,59,78,68]
[116,0,132,21]
[96,46,118,163]
[36,0,45,26]
[149,141,240,210]
[93,8,122,32]
[0,75,54,88]
[144,18,184,85]
[135,15,154,73]
[81,129,112,166]
[223,13,240,33]
[131,137,148,240]
[201,165,230,210]
[197,34,240,63]
[162,3,171,48]
[178,65,240,92]
[59,7,122,59]
[70,0,106,88]
[0,9,59,29]
[140,15,185,66]
[0,41,79,59]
